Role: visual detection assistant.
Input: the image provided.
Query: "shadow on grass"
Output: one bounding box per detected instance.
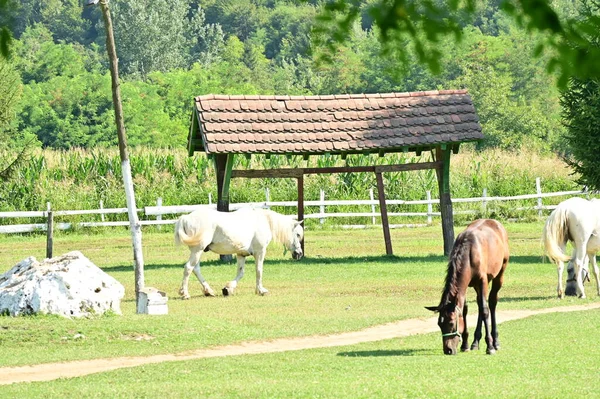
[337,349,433,357]
[501,296,555,302]
[508,255,547,265]
[106,254,547,273]
[105,254,451,272]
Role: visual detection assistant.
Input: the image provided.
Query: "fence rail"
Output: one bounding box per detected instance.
[0,177,590,235]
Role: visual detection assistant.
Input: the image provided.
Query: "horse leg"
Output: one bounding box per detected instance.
[489,276,504,351]
[179,246,216,299]
[590,254,600,296]
[557,258,566,299]
[473,282,495,354]
[573,244,588,298]
[254,249,269,295]
[222,255,246,296]
[460,302,470,352]
[192,263,216,297]
[470,286,483,351]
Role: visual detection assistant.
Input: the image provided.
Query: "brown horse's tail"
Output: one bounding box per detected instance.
[543,205,572,263]
[174,213,204,247]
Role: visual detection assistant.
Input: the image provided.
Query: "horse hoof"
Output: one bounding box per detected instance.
[486,349,496,355]
[256,290,270,296]
[460,347,470,353]
[470,344,479,351]
[181,294,191,300]
[204,290,216,297]
[222,287,233,296]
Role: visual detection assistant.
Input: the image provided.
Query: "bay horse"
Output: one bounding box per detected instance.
[174,207,303,299]
[542,197,600,299]
[426,219,509,355]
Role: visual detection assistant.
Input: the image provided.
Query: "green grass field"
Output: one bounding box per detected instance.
[0,221,598,397]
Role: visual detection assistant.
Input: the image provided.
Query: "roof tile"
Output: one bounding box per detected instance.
[191,91,483,154]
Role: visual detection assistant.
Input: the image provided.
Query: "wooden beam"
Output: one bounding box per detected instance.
[376,172,393,255]
[187,110,199,157]
[214,154,234,210]
[232,169,303,179]
[230,162,442,180]
[297,174,305,254]
[214,153,235,262]
[435,147,455,256]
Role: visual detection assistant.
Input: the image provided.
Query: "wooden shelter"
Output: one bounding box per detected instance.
[187,90,484,256]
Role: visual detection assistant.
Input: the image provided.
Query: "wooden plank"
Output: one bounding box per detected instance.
[435,147,455,256]
[46,211,53,259]
[231,162,441,179]
[232,169,303,178]
[376,172,393,255]
[297,174,305,254]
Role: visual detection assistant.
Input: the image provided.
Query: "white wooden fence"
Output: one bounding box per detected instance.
[0,177,590,234]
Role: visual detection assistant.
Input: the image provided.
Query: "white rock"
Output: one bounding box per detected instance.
[0,251,125,318]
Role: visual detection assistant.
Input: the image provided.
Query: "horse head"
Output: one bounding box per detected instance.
[425,302,463,355]
[289,220,304,260]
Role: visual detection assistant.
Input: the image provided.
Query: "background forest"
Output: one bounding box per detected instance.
[0,0,571,151]
[0,0,589,217]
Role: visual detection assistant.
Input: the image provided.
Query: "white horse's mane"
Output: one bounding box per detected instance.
[260,209,295,244]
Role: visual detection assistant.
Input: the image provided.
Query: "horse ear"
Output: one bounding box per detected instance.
[425,306,439,313]
[294,219,304,226]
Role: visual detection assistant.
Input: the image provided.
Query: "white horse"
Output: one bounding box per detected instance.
[542,197,600,298]
[174,207,304,299]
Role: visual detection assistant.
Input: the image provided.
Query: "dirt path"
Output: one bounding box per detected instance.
[1,302,599,385]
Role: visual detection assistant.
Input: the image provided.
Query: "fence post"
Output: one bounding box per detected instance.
[265,187,271,209]
[482,188,488,215]
[208,192,212,205]
[46,203,53,259]
[320,189,325,224]
[156,197,162,230]
[100,199,105,222]
[536,177,543,217]
[426,190,432,225]
[370,188,376,225]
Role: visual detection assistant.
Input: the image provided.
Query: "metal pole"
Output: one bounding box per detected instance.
[98,0,145,310]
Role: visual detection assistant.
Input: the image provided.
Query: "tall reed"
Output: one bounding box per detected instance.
[0,147,580,225]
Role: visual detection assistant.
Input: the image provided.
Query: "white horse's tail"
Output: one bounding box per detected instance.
[174,213,204,247]
[543,205,572,263]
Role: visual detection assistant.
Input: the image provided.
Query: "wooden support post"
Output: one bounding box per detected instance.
[100,199,105,222]
[96,0,145,311]
[46,210,53,259]
[319,189,325,224]
[370,188,376,225]
[435,147,455,256]
[375,172,393,255]
[298,174,305,254]
[426,190,432,225]
[156,197,162,230]
[536,177,543,217]
[215,153,234,262]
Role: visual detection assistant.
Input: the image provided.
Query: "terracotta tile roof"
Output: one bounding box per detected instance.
[188,91,483,156]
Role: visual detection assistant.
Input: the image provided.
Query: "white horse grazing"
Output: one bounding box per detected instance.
[174,207,303,299]
[542,197,600,298]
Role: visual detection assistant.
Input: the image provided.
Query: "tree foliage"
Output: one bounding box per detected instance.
[314,0,600,87]
[560,0,600,190]
[0,0,588,156]
[561,77,600,190]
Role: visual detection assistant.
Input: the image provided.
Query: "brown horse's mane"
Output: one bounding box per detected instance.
[440,233,472,305]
